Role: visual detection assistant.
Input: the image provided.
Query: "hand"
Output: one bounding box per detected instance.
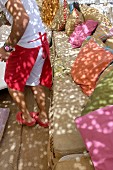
[0,47,11,62]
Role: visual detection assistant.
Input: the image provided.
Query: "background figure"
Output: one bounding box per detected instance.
[0,0,52,127]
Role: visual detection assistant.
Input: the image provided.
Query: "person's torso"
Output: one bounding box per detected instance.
[0,0,45,48]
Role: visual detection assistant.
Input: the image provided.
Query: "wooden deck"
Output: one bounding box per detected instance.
[0,87,51,170]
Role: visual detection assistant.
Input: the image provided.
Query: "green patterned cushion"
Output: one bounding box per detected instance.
[82,68,113,116]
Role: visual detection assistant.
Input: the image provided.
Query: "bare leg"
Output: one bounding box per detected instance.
[8,87,33,122]
[30,85,48,123]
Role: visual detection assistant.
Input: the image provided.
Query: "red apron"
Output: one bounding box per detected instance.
[5,33,52,91]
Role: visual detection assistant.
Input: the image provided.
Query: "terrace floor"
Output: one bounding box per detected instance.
[0,87,51,170]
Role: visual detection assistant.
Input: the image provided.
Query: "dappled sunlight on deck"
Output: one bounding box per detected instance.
[0,0,113,169]
[54,153,94,170]
[18,126,49,170]
[0,88,50,170]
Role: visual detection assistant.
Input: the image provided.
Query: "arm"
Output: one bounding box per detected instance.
[0,0,29,61]
[5,0,30,47]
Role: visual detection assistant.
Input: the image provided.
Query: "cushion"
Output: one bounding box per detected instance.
[75,105,113,170]
[65,8,84,36]
[51,0,70,31]
[71,37,113,96]
[93,24,113,42]
[81,67,113,116]
[82,35,108,48]
[81,35,105,48]
[80,5,112,27]
[105,37,113,49]
[41,0,59,26]
[69,20,98,48]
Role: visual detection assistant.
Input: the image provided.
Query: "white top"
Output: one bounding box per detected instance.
[0,0,45,48]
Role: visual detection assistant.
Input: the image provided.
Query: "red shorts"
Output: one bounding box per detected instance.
[5,34,52,91]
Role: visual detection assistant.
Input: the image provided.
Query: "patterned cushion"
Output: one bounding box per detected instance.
[81,68,113,116]
[71,37,113,96]
[75,105,113,170]
[41,0,59,26]
[51,0,70,31]
[80,5,112,27]
[93,24,113,42]
[65,8,84,36]
[69,20,98,48]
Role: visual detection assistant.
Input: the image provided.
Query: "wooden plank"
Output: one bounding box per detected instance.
[0,108,10,141]
[0,89,22,170]
[18,86,51,170]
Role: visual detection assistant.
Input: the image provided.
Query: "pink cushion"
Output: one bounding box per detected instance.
[69,20,98,48]
[75,105,113,170]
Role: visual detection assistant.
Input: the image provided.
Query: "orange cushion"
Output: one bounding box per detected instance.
[71,37,113,96]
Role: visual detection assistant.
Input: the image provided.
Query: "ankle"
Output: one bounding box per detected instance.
[39,111,48,118]
[21,110,29,116]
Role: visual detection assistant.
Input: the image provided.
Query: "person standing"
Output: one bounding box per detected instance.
[0,0,52,127]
